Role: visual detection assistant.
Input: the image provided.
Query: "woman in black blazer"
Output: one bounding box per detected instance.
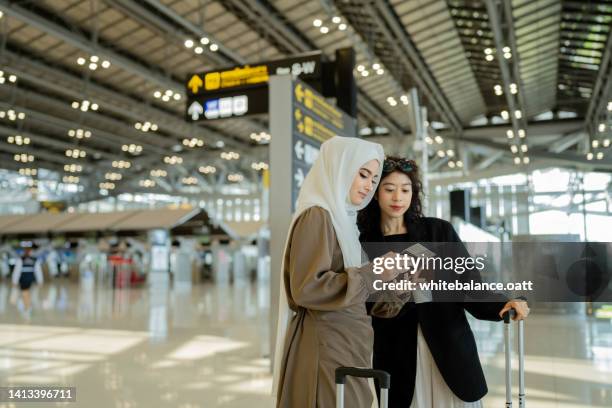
[358,157,529,407]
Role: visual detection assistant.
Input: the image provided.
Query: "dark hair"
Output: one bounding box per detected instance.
[357,156,423,240]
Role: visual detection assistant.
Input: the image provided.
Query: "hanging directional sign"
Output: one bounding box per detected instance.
[290,79,356,209]
[186,52,323,122]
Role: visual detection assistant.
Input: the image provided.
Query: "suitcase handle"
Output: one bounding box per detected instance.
[502,308,516,323]
[335,367,390,389]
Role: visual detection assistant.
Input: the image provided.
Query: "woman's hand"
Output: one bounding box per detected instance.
[378,251,407,282]
[499,299,530,320]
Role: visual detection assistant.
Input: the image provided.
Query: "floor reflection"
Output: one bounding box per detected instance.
[0,278,610,407]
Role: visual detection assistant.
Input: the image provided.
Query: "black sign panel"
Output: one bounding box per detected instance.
[186,52,323,122]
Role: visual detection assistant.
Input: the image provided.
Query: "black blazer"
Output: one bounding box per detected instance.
[361,217,508,405]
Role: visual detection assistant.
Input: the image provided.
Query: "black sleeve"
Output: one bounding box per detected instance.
[443,221,508,322]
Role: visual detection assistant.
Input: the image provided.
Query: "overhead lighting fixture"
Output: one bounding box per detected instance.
[434,135,444,144]
[608,101,612,111]
[250,132,271,143]
[494,85,503,95]
[77,55,110,71]
[210,43,219,52]
[200,37,209,45]
[105,172,121,181]
[597,152,604,160]
[456,160,463,168]
[134,121,158,132]
[62,175,79,184]
[376,68,384,75]
[357,65,365,72]
[510,145,518,153]
[71,100,98,112]
[338,23,347,31]
[485,54,494,62]
[154,89,181,102]
[518,129,526,138]
[14,153,34,163]
[513,157,521,165]
[184,39,194,48]
[228,173,244,182]
[400,95,409,105]
[484,48,493,55]
[523,156,530,164]
[150,169,168,177]
[163,155,183,165]
[99,182,115,190]
[603,139,610,147]
[251,161,269,171]
[332,16,341,24]
[0,109,26,121]
[194,46,203,54]
[198,165,216,174]
[586,152,594,160]
[313,19,322,27]
[515,110,522,119]
[182,137,204,148]
[320,26,329,34]
[372,63,381,70]
[65,148,86,159]
[121,144,143,154]
[446,149,455,157]
[506,129,514,138]
[139,179,156,188]
[67,128,92,139]
[598,123,606,132]
[7,135,30,145]
[437,150,446,158]
[592,140,599,148]
[182,176,198,185]
[501,110,509,120]
[504,52,512,59]
[361,70,369,77]
[425,136,433,144]
[220,151,240,160]
[64,164,83,173]
[448,161,456,168]
[18,168,37,176]
[503,46,511,53]
[521,144,528,152]
[509,83,518,94]
[111,160,131,169]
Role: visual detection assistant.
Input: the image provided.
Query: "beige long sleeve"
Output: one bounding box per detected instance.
[286,207,375,311]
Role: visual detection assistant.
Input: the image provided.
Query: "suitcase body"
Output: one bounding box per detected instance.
[503,310,526,407]
[335,367,390,408]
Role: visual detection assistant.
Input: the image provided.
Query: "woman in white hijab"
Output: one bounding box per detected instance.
[273,136,397,408]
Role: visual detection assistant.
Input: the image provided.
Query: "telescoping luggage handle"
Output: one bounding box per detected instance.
[335,367,390,408]
[503,309,526,408]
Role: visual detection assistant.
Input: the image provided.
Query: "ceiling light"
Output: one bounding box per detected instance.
[515,110,522,119]
[376,68,384,75]
[596,152,604,160]
[154,91,162,98]
[586,152,594,160]
[521,144,528,152]
[313,19,322,27]
[522,157,530,164]
[504,52,512,59]
[510,145,518,153]
[200,37,209,45]
[372,63,380,70]
[320,26,329,34]
[184,39,194,48]
[101,60,111,69]
[434,135,444,144]
[598,123,606,132]
[592,140,599,148]
[338,23,347,31]
[503,46,511,53]
[437,150,446,157]
[332,16,341,24]
[448,161,456,168]
[210,44,219,52]
[518,129,526,138]
[357,65,365,71]
[485,54,494,62]
[456,161,463,168]
[514,157,521,165]
[194,46,203,54]
[484,48,492,55]
[501,110,509,120]
[603,139,610,147]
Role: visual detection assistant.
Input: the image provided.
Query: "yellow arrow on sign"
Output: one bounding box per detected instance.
[294,84,304,103]
[188,75,203,94]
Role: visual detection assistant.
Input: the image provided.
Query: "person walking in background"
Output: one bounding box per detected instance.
[12,243,44,319]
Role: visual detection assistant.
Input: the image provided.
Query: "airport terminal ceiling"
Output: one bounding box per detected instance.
[0,0,611,205]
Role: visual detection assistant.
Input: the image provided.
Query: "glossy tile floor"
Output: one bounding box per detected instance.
[0,279,611,407]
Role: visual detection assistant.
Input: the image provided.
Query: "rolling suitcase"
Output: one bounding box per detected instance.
[335,367,390,408]
[503,310,526,407]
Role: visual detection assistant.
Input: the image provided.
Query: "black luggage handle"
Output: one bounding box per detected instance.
[335,367,390,389]
[503,308,516,323]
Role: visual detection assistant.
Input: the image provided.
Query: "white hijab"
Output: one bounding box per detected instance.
[272,135,385,395]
